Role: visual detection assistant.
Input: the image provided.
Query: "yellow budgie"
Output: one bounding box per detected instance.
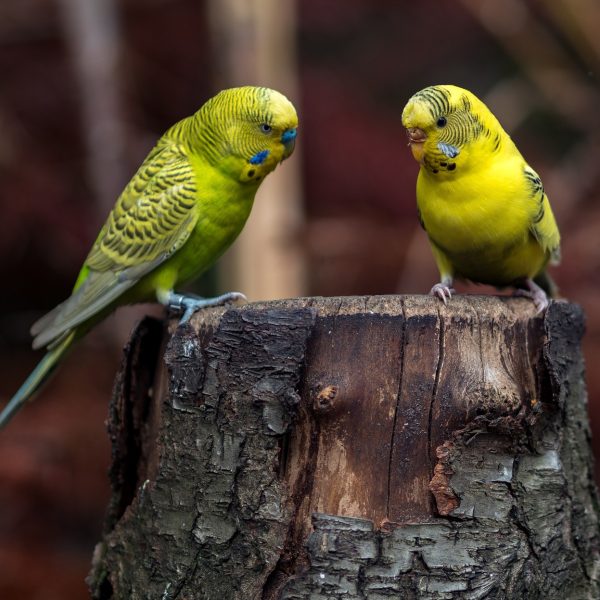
[1,86,298,428]
[401,84,560,311]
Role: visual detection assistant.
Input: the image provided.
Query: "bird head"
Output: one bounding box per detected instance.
[402,85,500,175]
[195,86,298,184]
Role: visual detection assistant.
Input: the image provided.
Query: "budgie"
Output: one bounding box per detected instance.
[1,86,298,428]
[401,84,560,311]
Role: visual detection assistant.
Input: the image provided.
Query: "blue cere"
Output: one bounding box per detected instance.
[281,128,297,144]
[249,150,270,165]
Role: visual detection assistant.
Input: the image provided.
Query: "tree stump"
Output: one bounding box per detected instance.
[87,295,600,599]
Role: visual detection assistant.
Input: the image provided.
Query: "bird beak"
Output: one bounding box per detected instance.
[281,128,297,159]
[406,127,426,164]
[406,127,426,144]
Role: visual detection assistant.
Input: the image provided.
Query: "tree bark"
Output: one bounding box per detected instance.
[87,295,600,599]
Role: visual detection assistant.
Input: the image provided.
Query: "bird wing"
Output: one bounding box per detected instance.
[524,166,561,264]
[31,140,199,349]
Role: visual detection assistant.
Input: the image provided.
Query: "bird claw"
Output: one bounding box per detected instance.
[430,283,455,305]
[513,284,549,313]
[166,291,247,323]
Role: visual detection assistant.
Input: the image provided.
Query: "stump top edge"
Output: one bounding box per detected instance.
[187,294,578,328]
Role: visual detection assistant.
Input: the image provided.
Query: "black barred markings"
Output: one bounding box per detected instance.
[524,167,544,195]
[524,167,545,224]
[415,86,486,147]
[444,107,485,148]
[96,145,197,268]
[414,87,494,175]
[492,132,502,153]
[414,86,452,120]
[189,87,278,165]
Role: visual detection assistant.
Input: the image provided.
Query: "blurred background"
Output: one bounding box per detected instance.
[1,0,599,597]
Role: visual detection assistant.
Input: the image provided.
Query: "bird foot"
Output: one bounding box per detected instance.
[166,291,247,323]
[513,280,549,313]
[430,282,455,305]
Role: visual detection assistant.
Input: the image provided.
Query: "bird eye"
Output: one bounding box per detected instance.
[260,123,272,133]
[436,116,447,127]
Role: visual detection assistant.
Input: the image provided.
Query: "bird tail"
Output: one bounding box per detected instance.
[0,331,75,429]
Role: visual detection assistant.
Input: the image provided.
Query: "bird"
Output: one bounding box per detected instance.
[1,85,298,428]
[401,84,560,311]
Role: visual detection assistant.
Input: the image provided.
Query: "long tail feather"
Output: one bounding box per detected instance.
[0,332,75,429]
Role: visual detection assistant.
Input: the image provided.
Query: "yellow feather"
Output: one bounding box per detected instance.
[402,84,560,304]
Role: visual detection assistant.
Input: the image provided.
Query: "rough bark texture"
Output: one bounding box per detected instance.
[88,296,600,599]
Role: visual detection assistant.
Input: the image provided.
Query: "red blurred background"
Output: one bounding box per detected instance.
[1,0,599,597]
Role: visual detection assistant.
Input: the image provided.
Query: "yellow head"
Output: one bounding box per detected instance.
[401,85,506,175]
[194,86,298,183]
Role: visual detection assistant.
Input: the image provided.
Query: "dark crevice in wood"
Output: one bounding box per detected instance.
[428,309,444,480]
[277,432,289,480]
[261,313,327,600]
[262,414,319,599]
[95,573,113,600]
[386,297,406,520]
[476,311,486,414]
[106,316,164,526]
[508,456,541,562]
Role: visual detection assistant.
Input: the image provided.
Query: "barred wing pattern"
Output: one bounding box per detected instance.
[31,141,198,349]
[524,166,561,264]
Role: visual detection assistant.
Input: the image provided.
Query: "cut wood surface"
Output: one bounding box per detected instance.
[88,295,600,599]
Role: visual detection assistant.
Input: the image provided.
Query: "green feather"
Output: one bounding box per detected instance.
[3,86,298,426]
[0,332,74,429]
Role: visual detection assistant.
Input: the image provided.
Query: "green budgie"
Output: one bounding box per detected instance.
[1,86,298,428]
